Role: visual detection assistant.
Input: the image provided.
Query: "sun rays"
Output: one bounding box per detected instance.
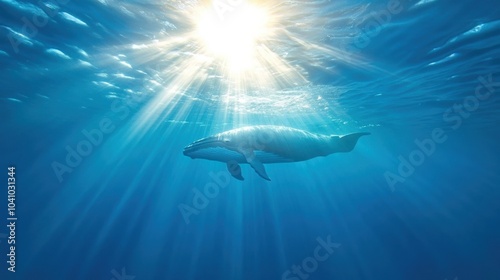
[115,0,374,133]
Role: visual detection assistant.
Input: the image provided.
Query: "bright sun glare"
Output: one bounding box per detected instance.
[196,2,270,71]
[127,0,367,132]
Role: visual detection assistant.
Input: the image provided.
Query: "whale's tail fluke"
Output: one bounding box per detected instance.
[335,132,370,153]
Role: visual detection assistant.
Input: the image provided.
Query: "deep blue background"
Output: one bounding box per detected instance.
[1,0,500,279]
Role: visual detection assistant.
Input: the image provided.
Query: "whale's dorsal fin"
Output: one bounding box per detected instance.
[239,148,271,181]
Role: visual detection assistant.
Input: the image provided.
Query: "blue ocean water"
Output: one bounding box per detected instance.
[1,0,500,279]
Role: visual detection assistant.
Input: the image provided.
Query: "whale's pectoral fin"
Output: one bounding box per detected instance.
[227,161,244,181]
[240,149,271,181]
[336,132,371,152]
[248,158,271,181]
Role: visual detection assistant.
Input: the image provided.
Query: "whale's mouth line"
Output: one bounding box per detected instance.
[183,136,225,155]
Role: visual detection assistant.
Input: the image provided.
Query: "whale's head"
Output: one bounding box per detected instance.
[183,133,248,163]
[183,135,227,158]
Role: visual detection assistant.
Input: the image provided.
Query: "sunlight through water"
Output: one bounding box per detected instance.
[124,0,373,135]
[195,1,270,71]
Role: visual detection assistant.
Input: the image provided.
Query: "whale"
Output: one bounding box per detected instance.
[183,125,370,181]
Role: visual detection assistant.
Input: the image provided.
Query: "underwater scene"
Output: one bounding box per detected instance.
[1,0,500,279]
